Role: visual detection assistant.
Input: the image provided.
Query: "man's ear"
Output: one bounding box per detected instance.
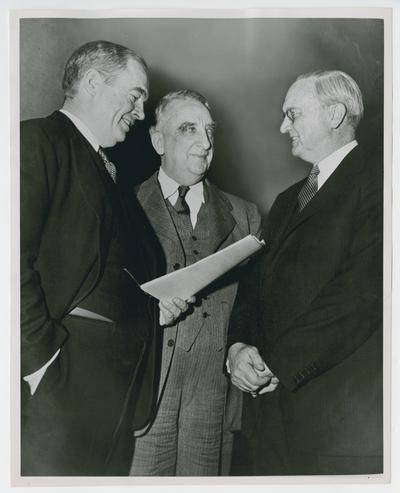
[150,127,165,156]
[81,69,104,96]
[329,103,347,129]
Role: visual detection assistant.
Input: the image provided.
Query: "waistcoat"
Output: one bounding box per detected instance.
[165,194,227,351]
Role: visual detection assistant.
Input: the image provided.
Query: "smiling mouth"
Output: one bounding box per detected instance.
[121,117,135,131]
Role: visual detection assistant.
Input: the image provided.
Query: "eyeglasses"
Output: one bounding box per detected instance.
[283,108,302,124]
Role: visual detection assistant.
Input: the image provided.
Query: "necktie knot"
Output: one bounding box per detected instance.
[178,185,189,199]
[98,147,117,183]
[174,185,190,214]
[297,165,320,212]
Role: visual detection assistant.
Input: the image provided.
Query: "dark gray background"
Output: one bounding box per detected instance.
[20,17,383,212]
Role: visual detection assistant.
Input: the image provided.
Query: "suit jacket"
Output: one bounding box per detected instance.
[20,111,163,475]
[136,172,261,431]
[229,146,383,472]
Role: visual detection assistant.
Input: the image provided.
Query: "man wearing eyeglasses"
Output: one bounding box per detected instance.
[227,70,383,475]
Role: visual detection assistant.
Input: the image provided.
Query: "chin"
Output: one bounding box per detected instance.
[291,146,302,158]
[189,163,206,176]
[114,132,128,144]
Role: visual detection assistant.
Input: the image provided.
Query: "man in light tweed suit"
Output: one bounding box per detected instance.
[130,90,261,476]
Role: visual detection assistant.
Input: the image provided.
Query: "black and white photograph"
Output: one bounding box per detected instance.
[8,3,396,489]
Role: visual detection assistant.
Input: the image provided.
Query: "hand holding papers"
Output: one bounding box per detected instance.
[158,296,196,326]
[140,235,265,301]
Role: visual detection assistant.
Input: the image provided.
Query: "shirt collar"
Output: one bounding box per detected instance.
[317,140,358,189]
[158,167,204,203]
[59,109,100,152]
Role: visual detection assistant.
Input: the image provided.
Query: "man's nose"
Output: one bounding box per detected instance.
[198,129,212,150]
[280,116,290,134]
[132,100,145,121]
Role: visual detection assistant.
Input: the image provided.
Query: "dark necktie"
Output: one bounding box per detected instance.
[297,164,320,212]
[98,147,117,183]
[174,185,190,214]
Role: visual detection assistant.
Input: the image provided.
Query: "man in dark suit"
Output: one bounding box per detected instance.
[130,90,261,475]
[21,40,189,476]
[227,70,383,475]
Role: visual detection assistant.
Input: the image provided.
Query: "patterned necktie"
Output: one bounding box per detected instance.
[174,185,190,214]
[98,148,117,183]
[297,164,320,212]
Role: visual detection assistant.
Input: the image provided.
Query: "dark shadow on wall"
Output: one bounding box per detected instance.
[107,68,186,186]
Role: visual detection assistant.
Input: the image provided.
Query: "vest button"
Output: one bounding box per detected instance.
[193,249,199,255]
[192,235,197,241]
[173,263,180,270]
[167,339,175,347]
[202,312,209,318]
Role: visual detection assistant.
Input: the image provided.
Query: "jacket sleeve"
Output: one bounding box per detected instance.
[227,197,266,346]
[20,120,68,375]
[227,253,265,349]
[265,168,383,391]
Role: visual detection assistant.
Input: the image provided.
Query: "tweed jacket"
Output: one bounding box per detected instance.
[136,172,262,430]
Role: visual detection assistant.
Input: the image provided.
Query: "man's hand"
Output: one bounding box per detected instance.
[159,296,196,326]
[226,343,271,393]
[251,375,279,396]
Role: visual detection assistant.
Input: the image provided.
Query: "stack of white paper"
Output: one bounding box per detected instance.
[140,234,265,301]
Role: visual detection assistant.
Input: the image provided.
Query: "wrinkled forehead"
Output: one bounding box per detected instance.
[159,99,214,129]
[282,79,319,111]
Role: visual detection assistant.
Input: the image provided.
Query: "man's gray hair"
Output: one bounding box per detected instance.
[154,89,211,127]
[297,70,364,128]
[62,40,148,98]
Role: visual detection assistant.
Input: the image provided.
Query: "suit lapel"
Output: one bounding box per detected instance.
[199,180,236,252]
[56,112,113,231]
[266,184,300,262]
[137,173,183,244]
[54,112,113,259]
[278,146,364,246]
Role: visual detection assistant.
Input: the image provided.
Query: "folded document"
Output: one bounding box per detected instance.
[140,234,265,301]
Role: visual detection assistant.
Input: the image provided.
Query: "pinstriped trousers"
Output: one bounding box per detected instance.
[130,330,230,476]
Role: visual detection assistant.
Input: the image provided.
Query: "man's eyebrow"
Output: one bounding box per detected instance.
[177,121,195,130]
[283,106,300,113]
[176,121,217,130]
[131,87,148,100]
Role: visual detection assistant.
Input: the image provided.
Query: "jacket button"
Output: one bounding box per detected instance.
[192,235,197,241]
[167,339,175,347]
[202,312,209,318]
[173,263,180,270]
[193,249,199,255]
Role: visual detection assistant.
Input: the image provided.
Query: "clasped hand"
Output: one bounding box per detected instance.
[227,342,279,396]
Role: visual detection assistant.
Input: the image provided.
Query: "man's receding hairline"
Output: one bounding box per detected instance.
[156,98,213,128]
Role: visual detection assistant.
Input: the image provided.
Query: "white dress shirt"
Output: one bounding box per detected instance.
[316,140,358,190]
[23,109,101,395]
[59,108,100,151]
[158,167,205,229]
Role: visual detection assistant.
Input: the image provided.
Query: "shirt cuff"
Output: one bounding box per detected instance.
[23,348,60,395]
